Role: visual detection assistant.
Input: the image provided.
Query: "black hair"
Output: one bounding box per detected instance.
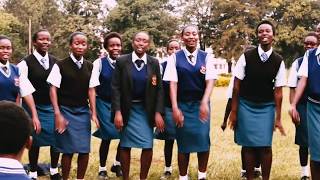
[32,29,50,42]
[166,39,180,51]
[103,32,122,49]
[0,101,32,155]
[306,31,319,41]
[0,35,11,42]
[181,25,199,36]
[256,20,276,36]
[131,31,150,41]
[69,32,86,45]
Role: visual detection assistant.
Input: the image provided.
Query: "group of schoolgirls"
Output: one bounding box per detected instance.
[0,25,216,180]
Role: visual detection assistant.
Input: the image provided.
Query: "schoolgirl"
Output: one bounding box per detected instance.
[287,32,318,180]
[91,32,123,179]
[111,31,164,180]
[163,25,217,180]
[47,32,99,180]
[18,29,60,180]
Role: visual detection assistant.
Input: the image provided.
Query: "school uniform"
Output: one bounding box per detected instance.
[0,158,29,180]
[0,61,34,102]
[18,50,57,147]
[47,53,98,154]
[163,48,217,153]
[287,57,308,147]
[233,45,286,147]
[298,47,320,162]
[91,56,120,140]
[154,59,176,140]
[111,52,164,149]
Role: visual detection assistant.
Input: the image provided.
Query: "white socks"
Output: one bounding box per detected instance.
[99,166,106,172]
[28,171,37,179]
[50,167,59,175]
[179,174,188,180]
[164,166,172,173]
[198,170,206,179]
[301,165,309,177]
[114,160,121,166]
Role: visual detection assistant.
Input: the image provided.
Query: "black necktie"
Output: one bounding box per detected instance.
[188,55,194,63]
[2,66,8,74]
[135,59,144,68]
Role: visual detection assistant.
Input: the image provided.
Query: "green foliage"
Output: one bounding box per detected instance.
[0,11,24,62]
[104,0,179,54]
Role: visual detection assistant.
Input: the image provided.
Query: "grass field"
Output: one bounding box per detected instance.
[21,87,304,180]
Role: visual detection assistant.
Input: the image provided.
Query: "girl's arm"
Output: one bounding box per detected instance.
[88,87,99,128]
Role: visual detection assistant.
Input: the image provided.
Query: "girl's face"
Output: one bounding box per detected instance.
[167,41,180,56]
[70,34,88,58]
[107,37,122,60]
[132,32,150,56]
[304,35,318,50]
[0,39,12,62]
[181,26,199,49]
[257,24,274,46]
[33,31,51,54]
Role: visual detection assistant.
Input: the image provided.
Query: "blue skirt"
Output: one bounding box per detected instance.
[176,101,210,153]
[92,98,120,140]
[55,105,91,153]
[120,103,153,149]
[23,104,56,147]
[295,103,308,147]
[235,98,275,147]
[154,107,176,140]
[307,101,320,161]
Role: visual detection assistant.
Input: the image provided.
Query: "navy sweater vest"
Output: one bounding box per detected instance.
[0,65,19,102]
[24,54,56,104]
[240,48,282,103]
[176,50,207,102]
[307,48,320,101]
[57,57,93,107]
[131,62,147,101]
[96,57,114,102]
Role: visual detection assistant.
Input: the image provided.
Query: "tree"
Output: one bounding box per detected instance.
[0,11,24,62]
[104,0,179,54]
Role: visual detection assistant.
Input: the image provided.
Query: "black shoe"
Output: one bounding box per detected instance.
[160,171,172,179]
[50,173,61,180]
[110,165,122,177]
[98,171,108,180]
[301,176,310,180]
[254,169,261,178]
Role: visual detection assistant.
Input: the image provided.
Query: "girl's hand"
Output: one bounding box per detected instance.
[114,111,123,131]
[32,116,41,134]
[228,111,237,130]
[55,113,68,134]
[155,112,165,132]
[172,107,184,128]
[91,114,100,128]
[199,102,209,123]
[289,105,300,125]
[274,120,286,136]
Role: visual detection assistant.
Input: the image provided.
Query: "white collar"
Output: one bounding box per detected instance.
[0,60,9,69]
[258,45,273,58]
[33,49,49,62]
[315,46,320,56]
[108,56,116,64]
[132,51,147,64]
[183,47,198,58]
[70,53,83,65]
[0,157,26,174]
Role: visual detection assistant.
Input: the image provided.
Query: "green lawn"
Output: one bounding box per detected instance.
[21,87,303,179]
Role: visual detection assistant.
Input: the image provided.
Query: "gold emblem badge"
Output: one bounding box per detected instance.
[200,66,206,74]
[151,75,157,86]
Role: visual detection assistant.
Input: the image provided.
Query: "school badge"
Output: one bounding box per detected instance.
[151,75,157,86]
[200,66,206,74]
[14,77,19,87]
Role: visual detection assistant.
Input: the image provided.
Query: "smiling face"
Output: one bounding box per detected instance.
[33,31,51,55]
[0,38,12,64]
[181,26,199,52]
[132,32,150,57]
[257,23,274,46]
[70,34,88,59]
[304,35,318,50]
[106,37,122,60]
